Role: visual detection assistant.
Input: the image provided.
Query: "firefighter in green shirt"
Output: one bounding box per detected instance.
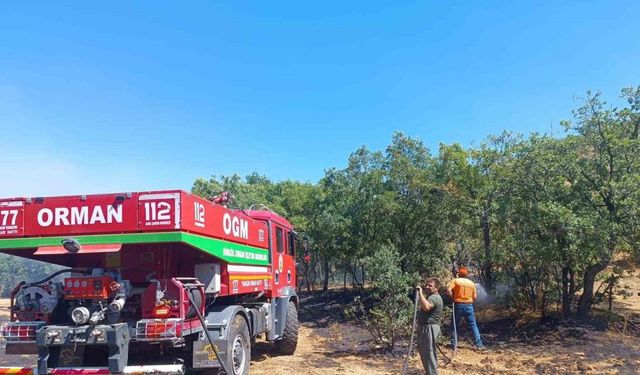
[415,277,444,375]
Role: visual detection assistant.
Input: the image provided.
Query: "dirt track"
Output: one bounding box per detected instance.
[248,289,640,375]
[251,325,640,374]
[3,283,640,375]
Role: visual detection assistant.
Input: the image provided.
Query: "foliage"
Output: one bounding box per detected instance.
[0,254,62,297]
[191,172,318,288]
[187,86,640,331]
[345,244,416,349]
[3,87,638,347]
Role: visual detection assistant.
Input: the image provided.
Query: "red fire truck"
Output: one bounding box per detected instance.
[0,190,302,375]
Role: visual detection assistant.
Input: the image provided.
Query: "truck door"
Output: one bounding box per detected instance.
[272,225,296,294]
[284,229,296,289]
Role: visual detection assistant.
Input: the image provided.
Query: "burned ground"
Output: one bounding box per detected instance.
[2,286,640,374]
[250,288,640,374]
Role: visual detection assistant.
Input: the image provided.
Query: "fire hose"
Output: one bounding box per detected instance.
[185,286,231,375]
[401,290,452,374]
[400,289,420,374]
[452,301,458,353]
[25,268,86,287]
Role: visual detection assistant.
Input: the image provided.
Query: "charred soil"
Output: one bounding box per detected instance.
[251,288,640,374]
[2,287,640,374]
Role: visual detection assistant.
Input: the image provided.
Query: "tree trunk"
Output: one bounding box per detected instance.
[343,270,347,290]
[561,265,572,319]
[577,262,608,319]
[323,258,330,291]
[309,260,317,291]
[350,264,358,288]
[304,263,311,292]
[607,280,615,311]
[480,207,494,292]
[569,268,576,307]
[529,284,536,308]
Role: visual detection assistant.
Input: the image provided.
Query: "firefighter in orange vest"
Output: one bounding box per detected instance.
[447,267,485,351]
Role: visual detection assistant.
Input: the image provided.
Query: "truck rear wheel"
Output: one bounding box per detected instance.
[226,315,250,375]
[274,301,298,355]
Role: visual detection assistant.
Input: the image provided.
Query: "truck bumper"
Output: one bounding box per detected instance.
[0,365,185,375]
[0,368,34,375]
[36,324,130,375]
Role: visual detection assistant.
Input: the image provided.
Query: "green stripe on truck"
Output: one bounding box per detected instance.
[0,232,270,266]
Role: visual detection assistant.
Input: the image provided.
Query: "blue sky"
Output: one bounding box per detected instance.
[2,1,639,197]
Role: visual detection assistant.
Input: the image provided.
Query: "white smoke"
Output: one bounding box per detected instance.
[474,283,495,305]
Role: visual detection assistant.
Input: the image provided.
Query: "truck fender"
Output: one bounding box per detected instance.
[204,305,250,339]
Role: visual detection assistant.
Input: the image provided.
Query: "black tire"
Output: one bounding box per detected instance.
[225,315,251,375]
[274,301,298,355]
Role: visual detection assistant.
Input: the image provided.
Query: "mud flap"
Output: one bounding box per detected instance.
[269,289,298,341]
[192,338,228,369]
[192,305,245,370]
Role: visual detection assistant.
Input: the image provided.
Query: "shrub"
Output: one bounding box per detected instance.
[345,244,416,350]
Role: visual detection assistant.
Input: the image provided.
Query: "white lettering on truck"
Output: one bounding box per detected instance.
[0,208,20,235]
[222,213,249,239]
[0,210,18,227]
[194,202,205,228]
[37,205,123,227]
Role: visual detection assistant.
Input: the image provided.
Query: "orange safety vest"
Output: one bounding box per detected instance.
[449,277,477,304]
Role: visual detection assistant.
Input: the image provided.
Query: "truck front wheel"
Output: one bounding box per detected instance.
[226,315,250,375]
[274,301,298,355]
